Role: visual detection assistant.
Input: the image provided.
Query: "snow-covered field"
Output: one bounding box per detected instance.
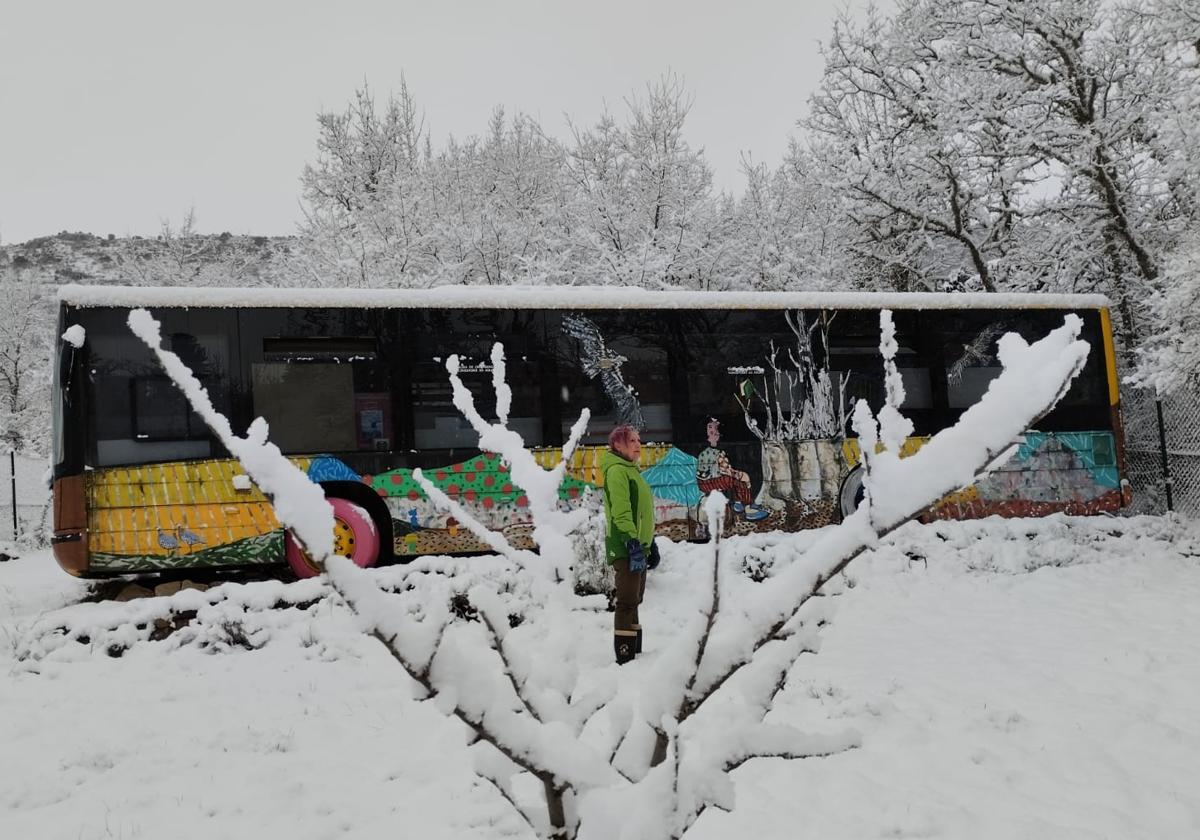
[2,514,1199,840]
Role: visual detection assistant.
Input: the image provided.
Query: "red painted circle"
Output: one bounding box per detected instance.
[407,490,419,500]
[447,484,460,496]
[482,497,495,509]
[516,495,528,507]
[465,490,477,502]
[483,475,495,487]
[436,471,447,481]
[465,473,476,483]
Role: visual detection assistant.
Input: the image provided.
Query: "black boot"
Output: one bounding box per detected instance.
[635,627,643,655]
[614,633,636,665]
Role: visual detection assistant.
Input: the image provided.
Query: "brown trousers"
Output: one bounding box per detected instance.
[613,556,647,638]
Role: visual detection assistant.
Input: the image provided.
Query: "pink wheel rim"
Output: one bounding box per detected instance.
[285,497,380,578]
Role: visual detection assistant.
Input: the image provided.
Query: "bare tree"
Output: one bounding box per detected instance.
[131,305,1091,839]
[0,269,54,455]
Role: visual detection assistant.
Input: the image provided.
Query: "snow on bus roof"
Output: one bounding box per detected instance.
[57,284,1111,311]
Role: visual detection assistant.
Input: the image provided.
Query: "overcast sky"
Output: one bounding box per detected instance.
[0,0,877,245]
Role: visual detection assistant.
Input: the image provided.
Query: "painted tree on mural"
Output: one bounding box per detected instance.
[735,311,847,520]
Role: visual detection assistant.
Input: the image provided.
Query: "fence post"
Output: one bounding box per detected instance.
[9,450,16,542]
[1155,398,1174,512]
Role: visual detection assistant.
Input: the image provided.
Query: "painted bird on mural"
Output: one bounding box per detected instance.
[562,314,645,429]
[176,525,206,551]
[156,527,179,552]
[156,524,206,554]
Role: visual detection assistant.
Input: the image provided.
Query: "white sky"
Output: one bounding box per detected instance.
[0,0,878,245]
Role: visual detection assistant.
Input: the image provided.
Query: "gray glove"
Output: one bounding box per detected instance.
[627,539,647,573]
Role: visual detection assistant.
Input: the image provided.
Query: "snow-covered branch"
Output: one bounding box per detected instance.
[129,306,1091,840]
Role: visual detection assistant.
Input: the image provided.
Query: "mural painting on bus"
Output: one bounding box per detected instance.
[561,314,645,428]
[713,310,852,535]
[924,430,1123,519]
[84,456,330,573]
[368,444,704,555]
[82,433,1122,572]
[555,308,852,537]
[367,451,594,556]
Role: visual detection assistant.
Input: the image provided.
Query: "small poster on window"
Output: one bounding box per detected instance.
[355,393,393,451]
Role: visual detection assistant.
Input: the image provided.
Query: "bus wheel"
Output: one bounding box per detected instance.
[285,497,380,579]
[838,467,866,520]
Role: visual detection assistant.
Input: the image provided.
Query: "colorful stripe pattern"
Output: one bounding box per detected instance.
[83,433,1121,572]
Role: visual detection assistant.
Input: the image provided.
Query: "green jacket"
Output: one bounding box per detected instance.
[600,449,655,564]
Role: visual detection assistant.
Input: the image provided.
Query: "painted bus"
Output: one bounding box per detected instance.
[50,286,1130,578]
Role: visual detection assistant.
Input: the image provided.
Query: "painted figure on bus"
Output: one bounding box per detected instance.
[696,418,769,522]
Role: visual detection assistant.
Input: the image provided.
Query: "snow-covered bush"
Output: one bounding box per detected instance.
[571,502,612,598]
[127,307,1089,840]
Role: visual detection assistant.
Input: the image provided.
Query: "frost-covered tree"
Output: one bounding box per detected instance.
[1129,0,1200,391]
[806,3,1037,293]
[423,109,572,286]
[946,0,1184,341]
[556,74,730,289]
[1130,229,1200,394]
[799,0,1197,324]
[725,143,858,291]
[0,269,54,455]
[299,81,434,287]
[298,76,734,290]
[109,210,268,287]
[130,303,1092,839]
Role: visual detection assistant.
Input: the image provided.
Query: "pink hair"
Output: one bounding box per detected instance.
[608,424,640,452]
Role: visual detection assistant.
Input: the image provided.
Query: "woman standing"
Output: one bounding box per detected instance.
[600,424,659,664]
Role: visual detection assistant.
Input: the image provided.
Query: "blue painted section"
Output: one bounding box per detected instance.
[643,447,704,506]
[1012,432,1120,489]
[307,456,361,483]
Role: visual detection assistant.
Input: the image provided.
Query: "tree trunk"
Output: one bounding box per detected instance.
[543,777,568,838]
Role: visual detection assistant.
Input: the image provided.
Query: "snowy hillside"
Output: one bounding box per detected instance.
[2,514,1197,839]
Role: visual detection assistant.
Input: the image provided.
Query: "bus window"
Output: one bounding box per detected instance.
[939,310,1106,404]
[132,376,211,440]
[556,311,672,445]
[408,310,547,450]
[827,309,934,433]
[86,309,233,466]
[669,309,785,447]
[252,337,388,454]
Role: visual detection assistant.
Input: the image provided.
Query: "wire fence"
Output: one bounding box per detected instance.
[1123,381,1200,519]
[1,452,51,549]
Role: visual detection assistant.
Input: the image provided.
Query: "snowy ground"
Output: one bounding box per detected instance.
[2,514,1199,840]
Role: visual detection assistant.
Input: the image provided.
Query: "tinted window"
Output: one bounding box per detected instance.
[239,309,397,456]
[552,310,679,445]
[82,308,234,466]
[820,309,935,434]
[407,310,549,451]
[935,309,1108,430]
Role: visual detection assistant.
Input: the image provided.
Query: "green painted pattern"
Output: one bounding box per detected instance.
[91,531,286,573]
[369,452,594,506]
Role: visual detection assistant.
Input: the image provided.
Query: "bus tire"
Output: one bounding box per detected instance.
[285,497,380,579]
[838,466,866,521]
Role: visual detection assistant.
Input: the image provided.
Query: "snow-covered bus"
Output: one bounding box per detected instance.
[50,286,1129,578]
